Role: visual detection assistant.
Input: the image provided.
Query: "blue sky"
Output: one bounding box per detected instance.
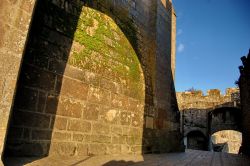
[172,0,250,94]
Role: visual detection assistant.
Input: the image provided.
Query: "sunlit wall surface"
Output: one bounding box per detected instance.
[211,130,242,154]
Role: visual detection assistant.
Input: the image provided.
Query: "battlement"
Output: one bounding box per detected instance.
[177,88,239,98]
[176,88,240,110]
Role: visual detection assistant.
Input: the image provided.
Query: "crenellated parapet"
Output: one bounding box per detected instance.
[177,88,240,111]
[178,87,241,151]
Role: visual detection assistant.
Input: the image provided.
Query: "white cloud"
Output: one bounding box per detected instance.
[177,43,185,53]
[177,29,183,36]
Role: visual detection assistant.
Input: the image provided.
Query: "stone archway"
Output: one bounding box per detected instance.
[208,107,242,152]
[211,130,242,154]
[208,107,241,135]
[185,130,207,151]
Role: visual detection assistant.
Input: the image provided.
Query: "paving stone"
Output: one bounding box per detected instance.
[4,150,250,166]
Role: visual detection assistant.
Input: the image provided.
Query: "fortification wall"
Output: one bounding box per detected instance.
[177,88,240,136]
[177,88,240,111]
[0,0,36,163]
[1,0,182,159]
[239,49,250,155]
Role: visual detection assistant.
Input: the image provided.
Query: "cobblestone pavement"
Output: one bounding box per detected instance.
[4,149,250,166]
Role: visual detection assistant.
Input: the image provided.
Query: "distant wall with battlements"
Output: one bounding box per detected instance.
[177,88,241,151]
[177,88,240,111]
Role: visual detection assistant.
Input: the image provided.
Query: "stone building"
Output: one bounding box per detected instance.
[0,0,183,164]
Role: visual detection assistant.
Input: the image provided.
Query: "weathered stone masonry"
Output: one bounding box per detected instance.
[177,88,240,150]
[0,0,36,163]
[0,0,183,161]
[239,49,250,155]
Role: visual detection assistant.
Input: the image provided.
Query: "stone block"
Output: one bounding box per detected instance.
[126,136,142,145]
[121,144,131,154]
[60,77,89,101]
[91,135,111,143]
[5,127,23,141]
[107,144,121,154]
[5,142,49,157]
[45,94,59,114]
[50,142,76,156]
[129,127,143,137]
[73,134,91,143]
[128,98,140,112]
[100,78,119,93]
[112,135,126,144]
[122,127,130,136]
[14,8,32,31]
[0,1,16,25]
[131,145,142,154]
[53,116,68,130]
[56,97,83,118]
[111,93,129,109]
[64,65,86,82]
[77,143,88,156]
[23,128,31,140]
[99,108,120,124]
[40,27,72,48]
[37,91,47,112]
[92,123,110,135]
[20,65,56,91]
[121,111,131,125]
[68,119,91,133]
[32,129,52,141]
[0,22,6,48]
[20,0,36,13]
[12,110,51,129]
[87,86,111,105]
[48,59,67,75]
[131,113,143,127]
[15,87,38,111]
[145,116,154,129]
[84,70,100,87]
[52,132,71,141]
[111,126,122,135]
[89,144,107,155]
[82,103,99,121]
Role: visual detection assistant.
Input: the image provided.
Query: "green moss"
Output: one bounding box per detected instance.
[69,7,143,96]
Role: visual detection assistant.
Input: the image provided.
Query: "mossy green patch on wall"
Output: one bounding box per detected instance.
[69,7,144,99]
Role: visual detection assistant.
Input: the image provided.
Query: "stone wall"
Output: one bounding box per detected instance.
[211,130,242,154]
[177,88,240,136]
[0,0,36,163]
[238,49,250,155]
[177,88,240,150]
[2,0,182,159]
[171,7,176,80]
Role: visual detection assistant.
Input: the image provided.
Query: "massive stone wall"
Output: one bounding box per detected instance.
[239,49,250,155]
[0,0,36,163]
[1,0,182,160]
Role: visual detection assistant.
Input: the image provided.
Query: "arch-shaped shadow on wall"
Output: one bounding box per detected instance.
[3,0,180,165]
[185,130,207,151]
